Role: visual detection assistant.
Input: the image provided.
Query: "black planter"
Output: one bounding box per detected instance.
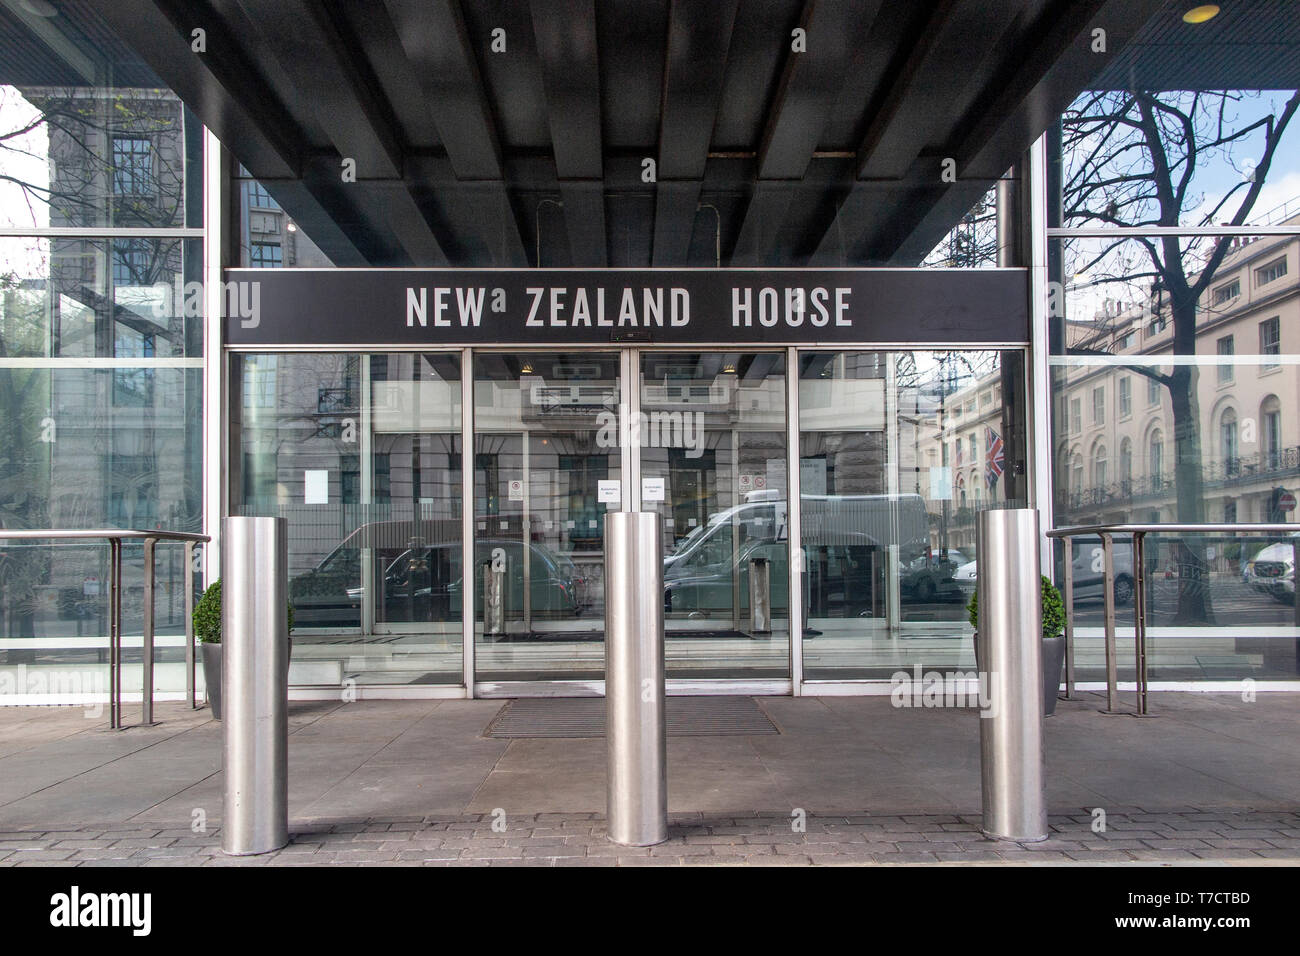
[1042,634,1066,716]
[201,642,222,720]
[973,631,1068,717]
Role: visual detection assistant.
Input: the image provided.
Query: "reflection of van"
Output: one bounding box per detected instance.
[288,518,581,628]
[661,494,929,618]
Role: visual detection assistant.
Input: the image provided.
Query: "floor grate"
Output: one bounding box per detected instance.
[484,695,779,738]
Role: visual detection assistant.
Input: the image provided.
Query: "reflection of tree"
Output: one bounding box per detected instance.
[1,85,185,230]
[1061,89,1300,622]
[923,189,998,268]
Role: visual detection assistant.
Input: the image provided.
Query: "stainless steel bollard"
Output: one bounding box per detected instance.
[976,508,1047,842]
[221,516,289,856]
[483,561,505,635]
[749,557,772,634]
[605,512,667,846]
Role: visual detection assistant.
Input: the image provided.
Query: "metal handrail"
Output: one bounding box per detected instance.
[1047,522,1300,717]
[0,529,210,729]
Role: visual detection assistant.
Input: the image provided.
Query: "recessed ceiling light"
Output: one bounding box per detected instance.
[18,0,58,16]
[1182,4,1220,24]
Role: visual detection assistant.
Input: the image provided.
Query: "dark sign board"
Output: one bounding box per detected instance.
[223,268,1028,348]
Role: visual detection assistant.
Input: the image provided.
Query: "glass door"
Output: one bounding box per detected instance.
[638,351,789,679]
[472,352,621,683]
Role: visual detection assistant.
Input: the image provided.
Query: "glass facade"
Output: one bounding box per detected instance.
[1049,83,1300,680]
[0,18,204,700]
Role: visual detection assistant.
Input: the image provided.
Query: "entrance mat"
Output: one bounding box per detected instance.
[484,695,779,738]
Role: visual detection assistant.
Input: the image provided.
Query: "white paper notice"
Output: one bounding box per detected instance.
[304,470,328,505]
[508,479,524,502]
[641,476,665,502]
[598,479,621,503]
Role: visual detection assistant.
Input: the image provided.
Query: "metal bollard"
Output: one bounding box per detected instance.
[605,512,667,847]
[976,508,1047,843]
[221,516,289,856]
[483,561,505,635]
[748,557,772,634]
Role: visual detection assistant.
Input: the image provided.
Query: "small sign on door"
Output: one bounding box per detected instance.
[508,479,524,502]
[598,479,621,503]
[641,476,665,502]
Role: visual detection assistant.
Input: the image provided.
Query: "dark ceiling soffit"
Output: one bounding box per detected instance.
[814,0,1166,265]
[91,0,301,179]
[651,0,740,266]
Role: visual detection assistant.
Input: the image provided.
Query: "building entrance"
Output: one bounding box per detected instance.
[233,346,1024,695]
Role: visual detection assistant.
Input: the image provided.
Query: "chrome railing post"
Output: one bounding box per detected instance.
[1292,537,1300,632]
[109,537,122,730]
[185,540,197,709]
[142,536,156,726]
[1100,531,1119,714]
[1061,536,1076,699]
[1133,531,1149,716]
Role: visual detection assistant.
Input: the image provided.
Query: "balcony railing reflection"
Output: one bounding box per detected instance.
[1060,446,1300,510]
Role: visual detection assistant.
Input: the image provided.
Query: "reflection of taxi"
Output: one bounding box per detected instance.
[900,550,969,603]
[1244,537,1299,603]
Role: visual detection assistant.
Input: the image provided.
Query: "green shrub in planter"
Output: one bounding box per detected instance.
[194,579,295,720]
[966,575,1065,638]
[193,579,295,642]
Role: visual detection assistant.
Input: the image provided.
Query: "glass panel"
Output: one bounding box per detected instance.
[0,84,198,230]
[1049,232,1300,678]
[0,237,204,358]
[800,350,1026,680]
[233,167,336,268]
[642,352,788,679]
[235,352,464,686]
[472,352,619,682]
[0,367,202,696]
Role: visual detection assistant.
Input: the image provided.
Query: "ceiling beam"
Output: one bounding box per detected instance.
[234,0,404,179]
[383,0,502,180]
[530,0,605,266]
[730,0,881,265]
[652,0,739,266]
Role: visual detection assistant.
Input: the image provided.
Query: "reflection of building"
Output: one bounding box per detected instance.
[912,362,1012,554]
[1055,215,1300,529]
[236,171,331,268]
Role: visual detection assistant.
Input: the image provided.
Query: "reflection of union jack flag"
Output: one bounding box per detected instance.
[985,427,1004,488]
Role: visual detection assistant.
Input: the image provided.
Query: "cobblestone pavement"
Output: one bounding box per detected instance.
[2,809,1298,866]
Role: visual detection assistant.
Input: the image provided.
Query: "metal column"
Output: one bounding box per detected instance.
[221,516,289,856]
[977,508,1047,842]
[605,512,667,847]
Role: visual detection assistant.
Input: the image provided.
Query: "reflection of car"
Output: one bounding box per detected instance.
[900,550,970,603]
[1244,536,1299,603]
[955,538,1135,605]
[290,545,362,627]
[289,535,582,628]
[385,538,582,622]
